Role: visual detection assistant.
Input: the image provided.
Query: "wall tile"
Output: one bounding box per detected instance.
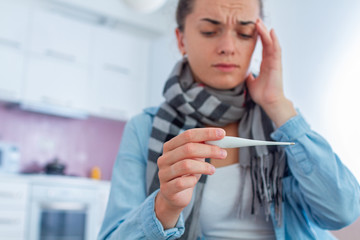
[0,102,125,180]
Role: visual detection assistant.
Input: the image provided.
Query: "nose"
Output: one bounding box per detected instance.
[216,31,236,56]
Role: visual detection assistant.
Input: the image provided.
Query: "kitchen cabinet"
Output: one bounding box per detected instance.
[22,7,92,115]
[0,181,29,240]
[23,56,89,113]
[28,8,92,65]
[0,0,160,121]
[0,48,25,102]
[88,27,150,120]
[51,0,171,34]
[0,0,30,102]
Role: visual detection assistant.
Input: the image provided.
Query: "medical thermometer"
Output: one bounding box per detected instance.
[205,136,295,148]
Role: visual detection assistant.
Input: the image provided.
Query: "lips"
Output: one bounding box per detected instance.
[212,63,240,72]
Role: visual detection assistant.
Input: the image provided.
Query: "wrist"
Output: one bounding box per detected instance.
[261,97,297,128]
[155,192,183,230]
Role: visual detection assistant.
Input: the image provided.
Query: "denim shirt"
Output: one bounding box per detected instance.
[98,107,360,240]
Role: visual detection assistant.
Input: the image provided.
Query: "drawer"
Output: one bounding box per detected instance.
[0,210,26,233]
[31,185,96,202]
[0,231,27,240]
[0,182,29,208]
[0,232,25,239]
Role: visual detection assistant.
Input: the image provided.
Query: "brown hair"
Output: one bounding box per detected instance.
[176,0,264,32]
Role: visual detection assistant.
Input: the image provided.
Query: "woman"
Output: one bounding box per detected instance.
[98,0,360,239]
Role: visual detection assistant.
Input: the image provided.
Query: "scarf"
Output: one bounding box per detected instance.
[146,59,286,239]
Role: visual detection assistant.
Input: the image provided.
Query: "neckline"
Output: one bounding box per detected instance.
[215,162,240,171]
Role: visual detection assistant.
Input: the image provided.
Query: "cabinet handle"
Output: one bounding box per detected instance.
[41,96,72,107]
[98,107,128,120]
[0,38,21,49]
[0,218,20,225]
[100,107,126,115]
[0,191,21,199]
[42,202,87,211]
[103,63,130,76]
[0,89,17,99]
[45,49,76,62]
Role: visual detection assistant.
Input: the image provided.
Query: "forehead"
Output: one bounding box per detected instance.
[191,0,260,22]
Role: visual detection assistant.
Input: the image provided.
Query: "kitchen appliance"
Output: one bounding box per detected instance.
[0,142,20,174]
[44,158,66,175]
[28,181,102,240]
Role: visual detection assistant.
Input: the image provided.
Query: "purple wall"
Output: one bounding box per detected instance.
[0,102,125,180]
[332,217,360,239]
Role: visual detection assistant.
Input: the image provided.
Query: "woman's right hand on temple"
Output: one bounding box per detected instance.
[155,128,227,229]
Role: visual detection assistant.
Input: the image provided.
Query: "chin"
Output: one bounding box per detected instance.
[206,77,245,90]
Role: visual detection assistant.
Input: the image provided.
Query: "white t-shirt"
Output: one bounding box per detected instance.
[199,163,276,240]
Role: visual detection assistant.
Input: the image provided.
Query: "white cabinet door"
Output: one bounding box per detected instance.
[0,48,25,102]
[89,27,150,120]
[0,0,30,102]
[0,181,29,240]
[0,210,27,239]
[29,8,92,64]
[23,57,89,111]
[22,7,92,114]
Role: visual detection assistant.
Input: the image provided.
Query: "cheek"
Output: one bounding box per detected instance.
[187,37,212,57]
[238,38,257,51]
[187,41,212,67]
[237,42,257,62]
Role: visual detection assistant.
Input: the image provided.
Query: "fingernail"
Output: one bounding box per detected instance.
[216,129,225,138]
[220,149,227,158]
[211,165,216,174]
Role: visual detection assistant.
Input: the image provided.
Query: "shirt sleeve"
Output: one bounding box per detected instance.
[97,113,185,240]
[271,113,360,230]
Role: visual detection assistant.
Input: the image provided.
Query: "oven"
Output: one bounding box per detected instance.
[28,183,99,240]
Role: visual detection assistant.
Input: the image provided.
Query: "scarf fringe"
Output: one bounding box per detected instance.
[250,151,285,225]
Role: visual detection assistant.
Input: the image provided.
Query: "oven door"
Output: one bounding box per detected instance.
[29,184,97,240]
[39,202,87,240]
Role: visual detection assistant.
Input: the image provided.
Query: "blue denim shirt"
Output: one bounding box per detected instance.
[98,107,360,240]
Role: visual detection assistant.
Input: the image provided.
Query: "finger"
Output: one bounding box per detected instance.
[160,142,227,167]
[246,73,257,90]
[163,128,225,152]
[246,73,256,82]
[162,175,200,195]
[160,159,215,182]
[256,18,273,51]
[257,19,279,58]
[270,29,281,55]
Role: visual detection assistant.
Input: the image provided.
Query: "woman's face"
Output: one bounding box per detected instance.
[176,0,259,89]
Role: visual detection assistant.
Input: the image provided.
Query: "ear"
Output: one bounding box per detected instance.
[175,28,186,56]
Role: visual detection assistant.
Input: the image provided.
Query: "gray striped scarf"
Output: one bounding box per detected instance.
[146,59,286,239]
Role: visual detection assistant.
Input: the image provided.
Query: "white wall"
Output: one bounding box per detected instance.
[263,0,360,183]
[148,1,181,107]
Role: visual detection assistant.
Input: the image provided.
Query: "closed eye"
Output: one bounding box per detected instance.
[238,33,253,39]
[201,31,217,37]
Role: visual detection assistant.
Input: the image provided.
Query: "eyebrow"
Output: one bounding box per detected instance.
[200,18,256,26]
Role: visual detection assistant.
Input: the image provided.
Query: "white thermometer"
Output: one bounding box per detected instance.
[206,136,295,148]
